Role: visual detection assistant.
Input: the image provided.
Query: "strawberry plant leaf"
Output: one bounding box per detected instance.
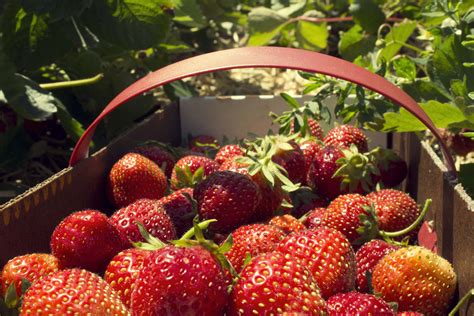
[247,7,287,46]
[295,18,328,51]
[338,25,376,61]
[392,56,416,80]
[349,0,385,34]
[20,0,93,21]
[280,92,300,110]
[460,163,474,198]
[378,21,417,63]
[173,0,207,29]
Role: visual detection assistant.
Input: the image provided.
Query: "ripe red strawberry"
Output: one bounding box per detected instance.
[188,134,219,153]
[1,254,59,297]
[372,246,457,315]
[299,140,322,184]
[366,189,420,237]
[133,144,175,178]
[276,227,356,299]
[225,224,286,272]
[355,240,399,292]
[105,248,150,308]
[51,210,126,272]
[324,125,368,152]
[327,292,395,315]
[229,251,327,315]
[397,312,424,316]
[194,171,261,234]
[291,118,324,139]
[156,188,195,236]
[131,245,228,315]
[370,148,408,187]
[215,144,244,164]
[321,194,371,243]
[271,140,306,184]
[20,269,128,315]
[302,207,326,229]
[268,215,305,235]
[289,189,328,218]
[108,153,167,208]
[171,155,220,190]
[110,199,176,247]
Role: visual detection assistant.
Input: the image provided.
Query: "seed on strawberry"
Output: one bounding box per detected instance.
[276,227,356,299]
[324,125,368,152]
[268,214,305,235]
[156,188,195,236]
[397,312,424,316]
[20,269,129,315]
[108,153,167,208]
[133,144,175,178]
[131,245,228,315]
[171,155,220,190]
[302,207,326,229]
[105,248,150,308]
[225,224,286,272]
[195,171,261,234]
[291,118,324,139]
[1,254,59,297]
[110,199,176,247]
[327,292,395,315]
[372,246,457,315]
[188,134,219,153]
[229,252,327,315]
[355,240,399,292]
[51,210,126,272]
[299,140,322,185]
[215,144,244,165]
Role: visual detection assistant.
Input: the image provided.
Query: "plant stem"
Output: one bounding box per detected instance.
[179,219,217,240]
[39,74,104,90]
[382,199,432,238]
[448,288,474,316]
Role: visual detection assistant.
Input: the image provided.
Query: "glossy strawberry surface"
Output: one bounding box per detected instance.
[324,125,368,152]
[327,292,394,315]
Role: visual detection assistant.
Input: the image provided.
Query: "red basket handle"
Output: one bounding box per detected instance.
[69,46,456,178]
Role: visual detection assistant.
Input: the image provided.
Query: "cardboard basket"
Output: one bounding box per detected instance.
[0,47,472,314]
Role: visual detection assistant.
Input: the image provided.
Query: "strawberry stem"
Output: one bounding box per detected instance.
[381,199,432,238]
[179,219,217,240]
[39,73,104,90]
[448,288,474,316]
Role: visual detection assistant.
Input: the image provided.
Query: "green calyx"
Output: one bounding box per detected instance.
[0,278,32,315]
[333,144,380,193]
[171,165,205,189]
[366,146,400,170]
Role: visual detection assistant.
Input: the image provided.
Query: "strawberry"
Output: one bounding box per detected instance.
[369,147,407,187]
[299,140,322,184]
[271,139,306,184]
[324,124,368,152]
[20,269,129,315]
[108,153,167,208]
[327,292,395,315]
[355,240,399,292]
[397,312,424,316]
[156,188,195,236]
[291,118,324,139]
[50,210,126,272]
[133,143,175,178]
[225,224,286,272]
[110,199,176,247]
[302,207,326,229]
[215,144,244,164]
[1,254,59,297]
[194,171,261,234]
[321,194,371,243]
[268,215,305,235]
[188,134,219,153]
[366,189,420,240]
[105,248,150,308]
[131,245,228,315]
[372,246,457,315]
[276,227,357,299]
[171,155,219,190]
[287,187,328,218]
[229,251,327,315]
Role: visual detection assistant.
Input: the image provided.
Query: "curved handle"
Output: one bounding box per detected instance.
[69,46,456,178]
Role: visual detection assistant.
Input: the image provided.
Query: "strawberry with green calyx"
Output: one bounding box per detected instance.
[286,186,328,218]
[170,155,219,190]
[1,278,31,314]
[301,207,326,229]
[372,246,457,315]
[324,124,369,152]
[367,147,407,188]
[156,188,195,236]
[215,144,244,165]
[133,141,179,178]
[327,292,395,315]
[268,214,305,234]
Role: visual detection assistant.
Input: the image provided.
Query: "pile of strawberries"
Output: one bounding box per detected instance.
[0,116,459,315]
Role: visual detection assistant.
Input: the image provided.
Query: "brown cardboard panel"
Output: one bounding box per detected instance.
[0,104,180,266]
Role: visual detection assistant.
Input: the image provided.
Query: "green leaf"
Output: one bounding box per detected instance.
[280,92,300,109]
[401,79,452,103]
[296,20,328,51]
[55,101,85,142]
[20,0,93,21]
[4,282,18,308]
[247,7,287,46]
[164,80,198,101]
[378,21,417,63]
[460,163,474,199]
[349,0,385,34]
[393,56,416,80]
[218,234,233,254]
[173,0,207,29]
[338,25,376,61]
[277,1,307,18]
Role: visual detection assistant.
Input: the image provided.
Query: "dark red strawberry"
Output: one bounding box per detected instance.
[355,240,399,292]
[188,134,219,153]
[225,224,286,272]
[366,189,420,240]
[397,312,424,316]
[171,155,220,190]
[215,144,244,164]
[51,210,126,272]
[277,227,356,299]
[327,292,395,315]
[299,140,322,183]
[105,248,150,308]
[321,194,371,243]
[287,187,328,218]
[324,125,368,152]
[110,199,176,247]
[133,144,175,178]
[268,214,305,235]
[194,171,261,234]
[372,246,456,315]
[229,251,327,315]
[20,269,128,315]
[370,147,408,187]
[131,245,228,315]
[108,153,167,208]
[1,254,59,297]
[271,139,306,184]
[440,128,474,157]
[156,188,195,236]
[302,207,326,229]
[291,118,324,139]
